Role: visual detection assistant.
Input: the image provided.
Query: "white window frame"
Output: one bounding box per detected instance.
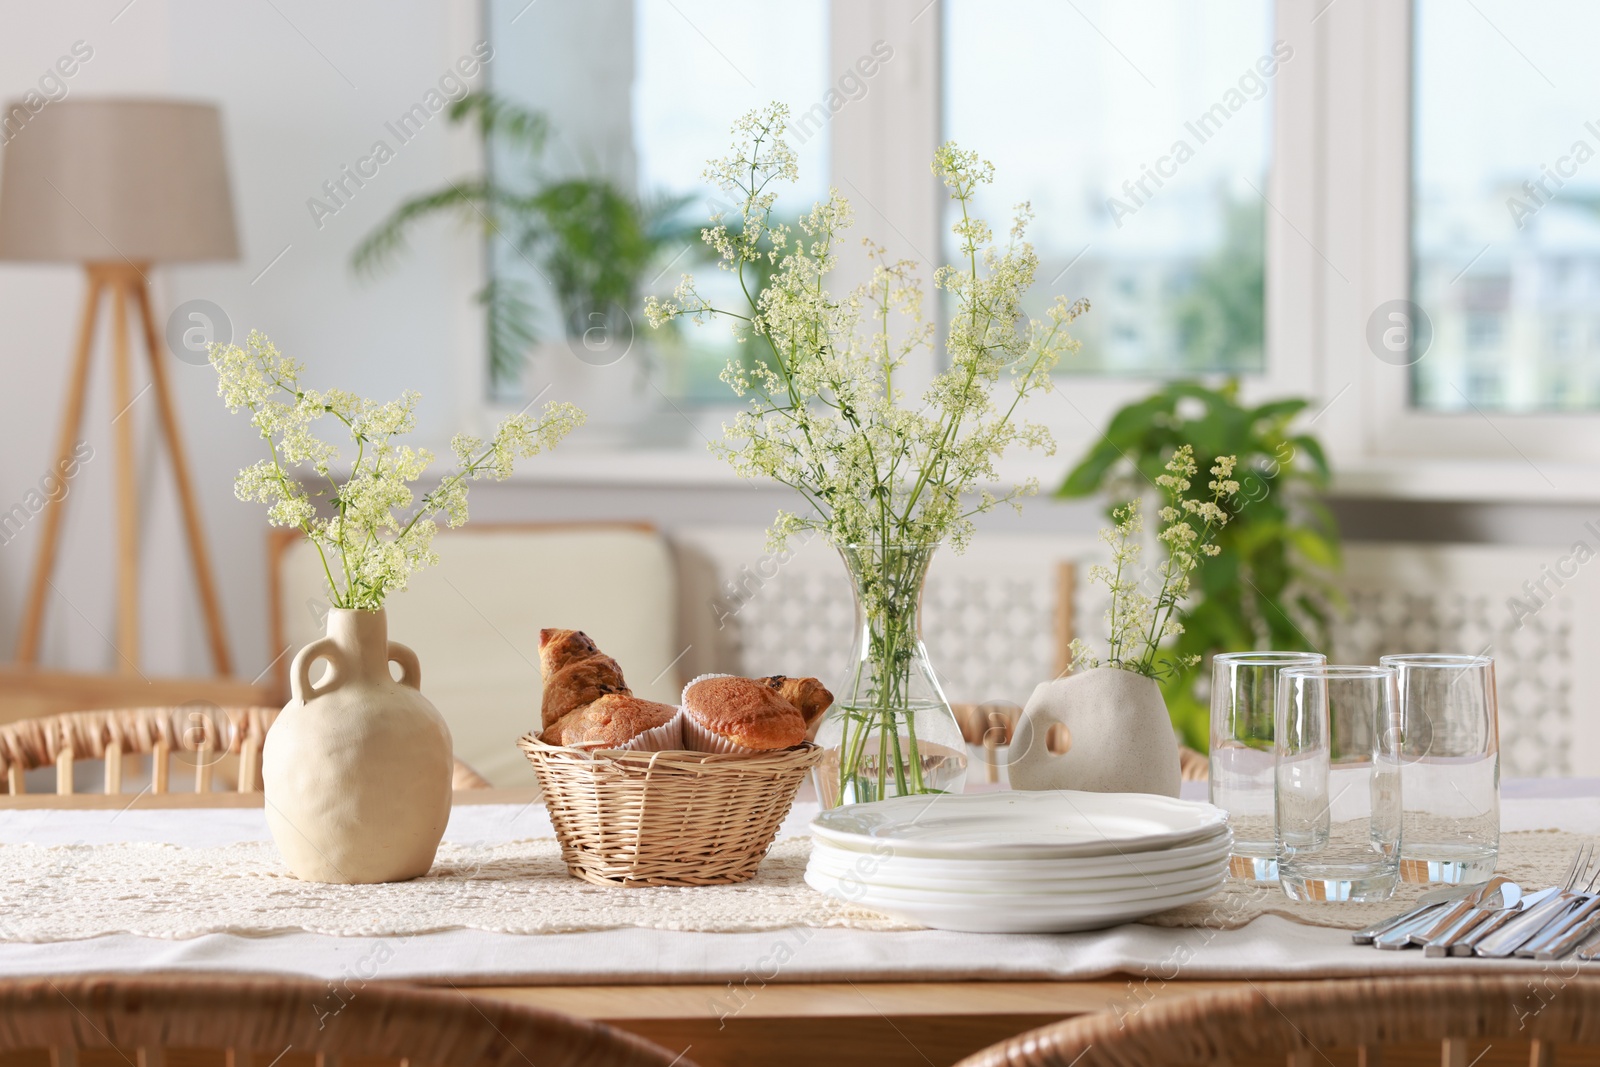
[830,0,1316,489]
[1312,0,1600,499]
[467,0,1600,500]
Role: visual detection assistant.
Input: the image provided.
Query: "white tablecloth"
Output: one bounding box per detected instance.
[0,780,1593,984]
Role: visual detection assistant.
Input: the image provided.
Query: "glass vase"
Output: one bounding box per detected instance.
[813,543,968,807]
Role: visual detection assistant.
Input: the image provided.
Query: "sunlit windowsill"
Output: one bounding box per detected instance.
[486,446,1600,506]
[492,445,747,488]
[1330,458,1600,505]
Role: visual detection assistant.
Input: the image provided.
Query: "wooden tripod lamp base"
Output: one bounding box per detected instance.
[13,262,234,677]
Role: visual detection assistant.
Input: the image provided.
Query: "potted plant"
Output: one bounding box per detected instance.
[646,104,1087,807]
[209,332,583,882]
[351,93,692,393]
[1011,446,1239,797]
[1056,380,1340,749]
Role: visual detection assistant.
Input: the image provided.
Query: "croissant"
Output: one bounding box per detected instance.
[759,674,833,726]
[538,628,629,731]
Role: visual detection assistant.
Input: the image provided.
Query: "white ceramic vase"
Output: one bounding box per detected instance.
[265,608,453,884]
[1007,666,1180,798]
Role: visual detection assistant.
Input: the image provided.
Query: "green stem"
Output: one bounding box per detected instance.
[834,543,942,801]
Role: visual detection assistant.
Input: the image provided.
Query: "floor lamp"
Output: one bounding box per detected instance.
[0,99,238,676]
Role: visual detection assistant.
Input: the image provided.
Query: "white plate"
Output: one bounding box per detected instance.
[809,828,1232,879]
[811,790,1229,860]
[819,874,1225,933]
[805,862,1223,908]
[807,836,1232,892]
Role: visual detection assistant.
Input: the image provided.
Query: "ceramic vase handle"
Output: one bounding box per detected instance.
[291,637,346,703]
[1006,700,1074,791]
[389,641,422,691]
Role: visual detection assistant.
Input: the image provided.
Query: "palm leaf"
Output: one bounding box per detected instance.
[448,92,548,155]
[478,277,539,391]
[351,180,496,277]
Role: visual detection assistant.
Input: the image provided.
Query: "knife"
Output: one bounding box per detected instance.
[1519,896,1600,959]
[1411,877,1507,947]
[1350,883,1477,945]
[1375,903,1453,950]
[1450,886,1560,956]
[1422,881,1522,958]
[1534,909,1600,960]
[1476,893,1584,958]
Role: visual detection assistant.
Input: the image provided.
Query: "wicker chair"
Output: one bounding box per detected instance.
[956,976,1600,1067]
[0,976,693,1067]
[0,706,492,795]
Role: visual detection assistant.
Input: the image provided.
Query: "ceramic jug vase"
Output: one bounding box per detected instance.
[265,608,453,883]
[1007,667,1181,797]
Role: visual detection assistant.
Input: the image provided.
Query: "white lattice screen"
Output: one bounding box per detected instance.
[674,529,1597,777]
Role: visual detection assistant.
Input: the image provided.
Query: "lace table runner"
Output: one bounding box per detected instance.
[0,831,1578,942]
[1148,829,1579,931]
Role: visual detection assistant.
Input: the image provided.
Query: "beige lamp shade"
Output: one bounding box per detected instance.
[0,98,238,263]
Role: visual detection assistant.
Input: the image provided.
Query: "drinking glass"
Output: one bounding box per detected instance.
[1379,653,1500,885]
[1275,665,1403,902]
[1210,651,1327,880]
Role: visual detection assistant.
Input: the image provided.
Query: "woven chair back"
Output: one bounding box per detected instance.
[957,976,1600,1067]
[0,976,694,1067]
[0,706,490,795]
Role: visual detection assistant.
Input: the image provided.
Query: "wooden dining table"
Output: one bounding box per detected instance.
[2,785,1588,1067]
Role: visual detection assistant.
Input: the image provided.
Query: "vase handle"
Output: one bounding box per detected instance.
[291,637,346,703]
[388,641,422,691]
[1007,702,1074,791]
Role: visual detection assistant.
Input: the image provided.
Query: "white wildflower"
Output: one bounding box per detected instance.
[1072,444,1241,681]
[208,333,586,610]
[644,104,1087,557]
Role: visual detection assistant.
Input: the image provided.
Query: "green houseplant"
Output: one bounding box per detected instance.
[352,93,690,390]
[1057,380,1340,748]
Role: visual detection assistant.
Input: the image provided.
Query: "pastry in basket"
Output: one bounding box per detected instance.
[681,674,810,753]
[759,674,833,728]
[538,628,629,730]
[545,692,681,750]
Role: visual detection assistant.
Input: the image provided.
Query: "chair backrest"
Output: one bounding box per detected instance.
[0,706,490,795]
[0,976,694,1067]
[956,976,1600,1067]
[271,523,681,787]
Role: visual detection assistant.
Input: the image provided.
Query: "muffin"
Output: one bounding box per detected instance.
[544,692,681,751]
[680,674,807,753]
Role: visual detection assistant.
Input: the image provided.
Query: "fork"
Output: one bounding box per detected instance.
[1516,846,1600,958]
[1450,842,1594,955]
[1476,839,1596,958]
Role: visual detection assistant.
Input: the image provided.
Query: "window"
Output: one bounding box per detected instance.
[471,0,1600,483]
[634,0,829,404]
[485,0,827,409]
[1411,0,1600,413]
[942,0,1276,375]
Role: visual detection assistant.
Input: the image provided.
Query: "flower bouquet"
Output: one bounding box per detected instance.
[647,105,1087,805]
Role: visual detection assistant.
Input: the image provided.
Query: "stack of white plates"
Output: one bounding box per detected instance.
[806,790,1232,933]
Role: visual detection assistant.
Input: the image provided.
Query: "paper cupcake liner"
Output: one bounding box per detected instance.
[613,711,686,753]
[680,709,767,756]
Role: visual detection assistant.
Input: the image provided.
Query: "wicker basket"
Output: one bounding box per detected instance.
[518,735,823,887]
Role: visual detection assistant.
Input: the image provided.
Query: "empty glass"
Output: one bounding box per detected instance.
[1380,653,1500,885]
[1210,651,1327,880]
[1275,665,1403,902]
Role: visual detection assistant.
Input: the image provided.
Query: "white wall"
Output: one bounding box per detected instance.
[0,0,486,679]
